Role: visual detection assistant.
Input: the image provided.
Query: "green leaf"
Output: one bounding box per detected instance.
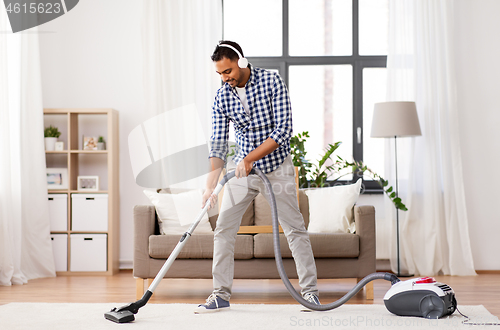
[396,202,408,211]
[44,125,61,138]
[317,142,341,169]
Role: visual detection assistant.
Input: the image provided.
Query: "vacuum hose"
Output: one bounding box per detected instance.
[248,167,400,311]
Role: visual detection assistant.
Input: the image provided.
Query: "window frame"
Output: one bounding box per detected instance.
[224,0,387,191]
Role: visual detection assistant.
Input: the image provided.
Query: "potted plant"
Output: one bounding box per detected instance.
[44,125,61,151]
[97,136,106,150]
[290,131,407,211]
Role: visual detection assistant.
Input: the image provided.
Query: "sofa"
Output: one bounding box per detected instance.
[133,186,377,300]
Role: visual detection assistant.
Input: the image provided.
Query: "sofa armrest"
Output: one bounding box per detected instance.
[133,205,156,278]
[354,205,376,276]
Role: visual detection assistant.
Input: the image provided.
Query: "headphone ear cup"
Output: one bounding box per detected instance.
[238,57,248,69]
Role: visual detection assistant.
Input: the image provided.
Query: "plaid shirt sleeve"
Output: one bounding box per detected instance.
[269,73,293,146]
[208,95,230,161]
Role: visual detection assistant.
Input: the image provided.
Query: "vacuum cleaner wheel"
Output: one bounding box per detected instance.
[419,294,446,319]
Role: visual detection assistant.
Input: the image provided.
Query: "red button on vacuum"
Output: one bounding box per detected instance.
[415,277,436,284]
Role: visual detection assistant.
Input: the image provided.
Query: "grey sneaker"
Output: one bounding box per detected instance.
[301,293,321,312]
[194,293,230,314]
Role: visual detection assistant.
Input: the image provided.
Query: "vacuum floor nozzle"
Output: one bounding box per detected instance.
[104,290,152,323]
[104,309,135,323]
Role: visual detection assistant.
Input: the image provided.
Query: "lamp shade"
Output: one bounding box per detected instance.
[370,101,422,138]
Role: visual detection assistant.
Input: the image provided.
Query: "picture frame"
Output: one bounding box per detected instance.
[46,168,68,190]
[55,141,64,151]
[83,136,98,150]
[77,175,99,191]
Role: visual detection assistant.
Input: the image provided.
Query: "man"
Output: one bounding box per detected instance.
[194,41,319,314]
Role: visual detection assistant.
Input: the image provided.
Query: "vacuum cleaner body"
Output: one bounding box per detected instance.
[384,277,456,319]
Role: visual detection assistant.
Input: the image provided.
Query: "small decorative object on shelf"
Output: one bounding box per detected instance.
[55,141,64,151]
[97,136,106,150]
[83,136,98,150]
[47,168,68,190]
[44,125,61,151]
[77,175,99,191]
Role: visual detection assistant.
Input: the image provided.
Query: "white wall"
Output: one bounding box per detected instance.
[39,0,150,268]
[37,0,499,270]
[454,0,500,270]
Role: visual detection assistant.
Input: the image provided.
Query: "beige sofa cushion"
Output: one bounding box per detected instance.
[149,234,254,259]
[253,233,360,258]
[158,188,254,231]
[209,200,254,230]
[253,193,274,226]
[254,191,310,228]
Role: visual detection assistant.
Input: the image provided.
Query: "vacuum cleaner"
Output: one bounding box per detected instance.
[104,168,457,323]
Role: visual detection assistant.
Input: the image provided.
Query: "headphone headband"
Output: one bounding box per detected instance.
[218,43,248,69]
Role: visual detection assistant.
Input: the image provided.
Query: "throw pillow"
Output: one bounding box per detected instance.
[304,179,362,234]
[143,189,213,235]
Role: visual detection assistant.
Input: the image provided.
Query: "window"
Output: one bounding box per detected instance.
[223,0,388,189]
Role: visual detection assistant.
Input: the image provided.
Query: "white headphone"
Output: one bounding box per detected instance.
[218,43,248,69]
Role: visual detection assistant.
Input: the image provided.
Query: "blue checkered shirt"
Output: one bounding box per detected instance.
[209,64,293,174]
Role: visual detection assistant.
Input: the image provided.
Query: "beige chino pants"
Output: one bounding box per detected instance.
[212,155,318,301]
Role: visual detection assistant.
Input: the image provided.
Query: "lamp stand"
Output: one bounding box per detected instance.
[394,136,413,278]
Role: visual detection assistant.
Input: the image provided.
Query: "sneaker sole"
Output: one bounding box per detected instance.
[301,304,321,312]
[194,306,230,314]
[301,307,314,312]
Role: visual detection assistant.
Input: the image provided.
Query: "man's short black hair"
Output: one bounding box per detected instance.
[211,40,244,62]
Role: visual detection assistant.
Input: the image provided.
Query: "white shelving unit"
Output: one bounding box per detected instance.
[44,108,119,275]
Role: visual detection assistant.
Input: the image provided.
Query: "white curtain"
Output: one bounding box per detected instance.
[0,9,56,285]
[385,0,476,276]
[140,0,222,189]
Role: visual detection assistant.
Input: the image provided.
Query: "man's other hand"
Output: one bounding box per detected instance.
[235,158,254,178]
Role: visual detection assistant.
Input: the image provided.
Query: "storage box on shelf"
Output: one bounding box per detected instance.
[44,108,119,275]
[48,194,68,231]
[70,234,108,272]
[71,194,109,232]
[50,234,68,272]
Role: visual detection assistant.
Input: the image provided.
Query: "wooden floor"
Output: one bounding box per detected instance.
[0,270,498,317]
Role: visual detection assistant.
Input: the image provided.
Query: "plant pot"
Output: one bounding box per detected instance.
[45,137,57,151]
[97,142,106,150]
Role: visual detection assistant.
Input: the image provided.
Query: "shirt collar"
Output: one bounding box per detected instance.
[246,63,257,87]
[224,63,256,92]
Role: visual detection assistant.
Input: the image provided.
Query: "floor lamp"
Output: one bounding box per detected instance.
[370,101,422,277]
